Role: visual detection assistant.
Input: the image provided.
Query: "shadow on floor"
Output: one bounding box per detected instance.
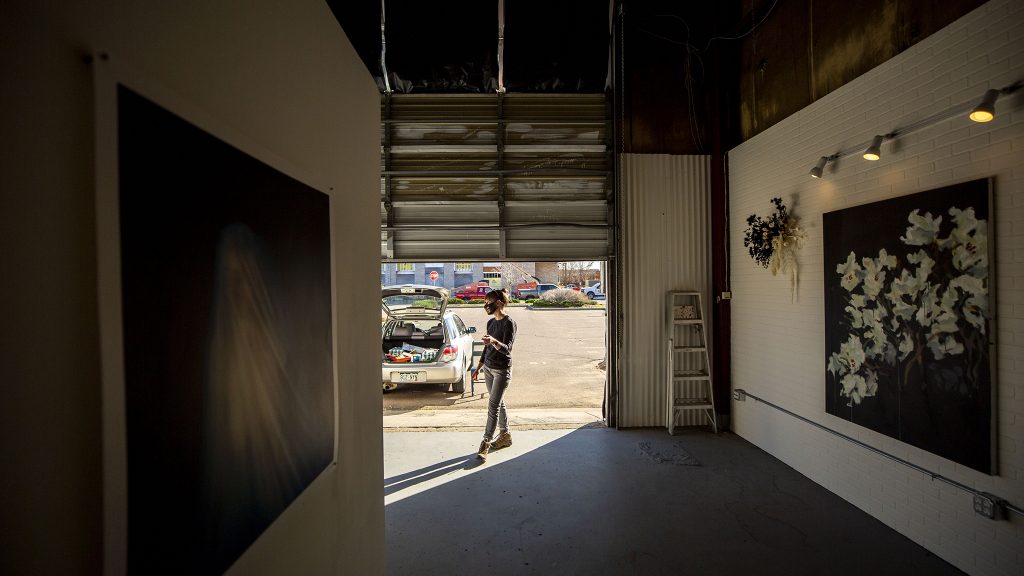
[384,427,963,576]
[384,454,484,496]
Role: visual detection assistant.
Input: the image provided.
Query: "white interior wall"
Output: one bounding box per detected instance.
[619,154,711,427]
[728,1,1023,574]
[0,2,383,574]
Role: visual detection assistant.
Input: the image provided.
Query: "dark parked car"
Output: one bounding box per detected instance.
[513,283,558,299]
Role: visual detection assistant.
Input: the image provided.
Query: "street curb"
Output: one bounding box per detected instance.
[383,408,605,430]
[525,306,606,311]
[448,303,530,308]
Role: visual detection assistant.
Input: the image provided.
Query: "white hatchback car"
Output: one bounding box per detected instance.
[381,284,477,393]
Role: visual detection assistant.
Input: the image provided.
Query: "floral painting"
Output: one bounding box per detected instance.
[823,179,995,474]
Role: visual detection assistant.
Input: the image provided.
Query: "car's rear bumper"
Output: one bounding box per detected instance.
[382,361,461,384]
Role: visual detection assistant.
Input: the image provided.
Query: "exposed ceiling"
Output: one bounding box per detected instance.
[330,0,987,150]
[327,0,611,93]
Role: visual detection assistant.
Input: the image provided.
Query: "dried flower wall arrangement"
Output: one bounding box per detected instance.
[742,197,805,300]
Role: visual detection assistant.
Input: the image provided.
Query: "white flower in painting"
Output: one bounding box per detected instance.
[915,288,963,359]
[859,306,881,333]
[887,272,920,328]
[901,210,943,246]
[840,373,866,405]
[888,252,929,309]
[962,294,988,333]
[906,250,935,283]
[915,284,944,327]
[946,206,978,238]
[861,257,888,299]
[949,211,988,275]
[840,369,878,405]
[827,353,845,378]
[863,369,879,398]
[876,248,898,269]
[846,304,864,329]
[929,289,959,335]
[838,335,866,373]
[863,318,889,358]
[892,293,917,319]
[897,332,914,361]
[949,273,985,298]
[837,252,863,292]
[949,274,988,332]
[851,294,866,309]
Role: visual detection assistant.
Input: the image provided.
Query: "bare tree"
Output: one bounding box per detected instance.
[499,262,539,291]
[558,261,594,286]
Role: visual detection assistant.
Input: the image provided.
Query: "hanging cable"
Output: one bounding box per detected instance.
[634,0,779,54]
[497,0,506,93]
[700,0,778,52]
[380,0,392,93]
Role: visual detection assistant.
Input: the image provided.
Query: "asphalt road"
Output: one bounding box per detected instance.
[382,305,607,413]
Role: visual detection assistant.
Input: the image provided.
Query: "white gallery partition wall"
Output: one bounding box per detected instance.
[728,1,1023,574]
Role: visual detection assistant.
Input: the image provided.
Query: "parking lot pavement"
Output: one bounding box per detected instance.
[382,306,607,415]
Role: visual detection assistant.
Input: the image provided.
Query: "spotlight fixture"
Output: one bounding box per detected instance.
[969,89,999,122]
[863,135,884,161]
[809,156,828,178]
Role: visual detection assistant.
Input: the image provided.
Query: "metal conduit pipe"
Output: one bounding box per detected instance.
[734,389,1023,519]
[380,0,392,93]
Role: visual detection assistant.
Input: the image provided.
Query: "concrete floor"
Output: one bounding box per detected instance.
[384,427,962,576]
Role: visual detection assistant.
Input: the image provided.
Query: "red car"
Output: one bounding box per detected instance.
[453,283,492,301]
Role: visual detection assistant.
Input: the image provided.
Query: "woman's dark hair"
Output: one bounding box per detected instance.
[486,288,508,305]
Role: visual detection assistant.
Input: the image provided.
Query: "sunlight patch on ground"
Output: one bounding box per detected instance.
[384,428,579,506]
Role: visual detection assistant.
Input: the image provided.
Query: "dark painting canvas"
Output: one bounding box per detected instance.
[118,86,334,574]
[823,180,994,474]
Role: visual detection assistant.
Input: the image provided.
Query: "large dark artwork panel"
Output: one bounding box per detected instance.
[823,180,994,474]
[118,86,334,574]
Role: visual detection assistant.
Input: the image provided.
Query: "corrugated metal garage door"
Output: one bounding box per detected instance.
[381,94,612,261]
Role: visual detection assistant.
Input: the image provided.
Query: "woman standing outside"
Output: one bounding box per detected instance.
[471,289,517,461]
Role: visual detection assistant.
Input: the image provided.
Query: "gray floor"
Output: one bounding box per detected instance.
[384,427,963,576]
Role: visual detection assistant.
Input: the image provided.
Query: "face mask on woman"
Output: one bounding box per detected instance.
[484,302,497,314]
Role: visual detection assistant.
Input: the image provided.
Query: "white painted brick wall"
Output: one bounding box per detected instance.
[727,1,1024,574]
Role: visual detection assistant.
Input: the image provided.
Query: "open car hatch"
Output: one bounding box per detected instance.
[381,284,449,320]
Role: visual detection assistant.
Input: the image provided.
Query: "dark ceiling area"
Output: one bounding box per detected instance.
[329,0,988,149]
[327,0,610,93]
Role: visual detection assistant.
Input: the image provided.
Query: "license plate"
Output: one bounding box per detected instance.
[399,372,420,382]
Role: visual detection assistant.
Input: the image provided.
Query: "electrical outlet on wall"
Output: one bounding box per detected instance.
[972,493,1006,520]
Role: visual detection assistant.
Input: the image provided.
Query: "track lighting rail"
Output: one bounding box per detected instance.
[809,81,1020,177]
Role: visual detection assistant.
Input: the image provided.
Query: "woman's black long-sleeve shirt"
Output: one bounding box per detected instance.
[480,315,517,370]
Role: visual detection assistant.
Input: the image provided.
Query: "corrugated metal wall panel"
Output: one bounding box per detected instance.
[619,154,712,428]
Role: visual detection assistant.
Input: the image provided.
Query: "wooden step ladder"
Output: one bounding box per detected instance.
[666,291,717,434]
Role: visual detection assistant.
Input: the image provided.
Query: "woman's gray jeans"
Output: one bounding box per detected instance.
[482,365,510,440]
